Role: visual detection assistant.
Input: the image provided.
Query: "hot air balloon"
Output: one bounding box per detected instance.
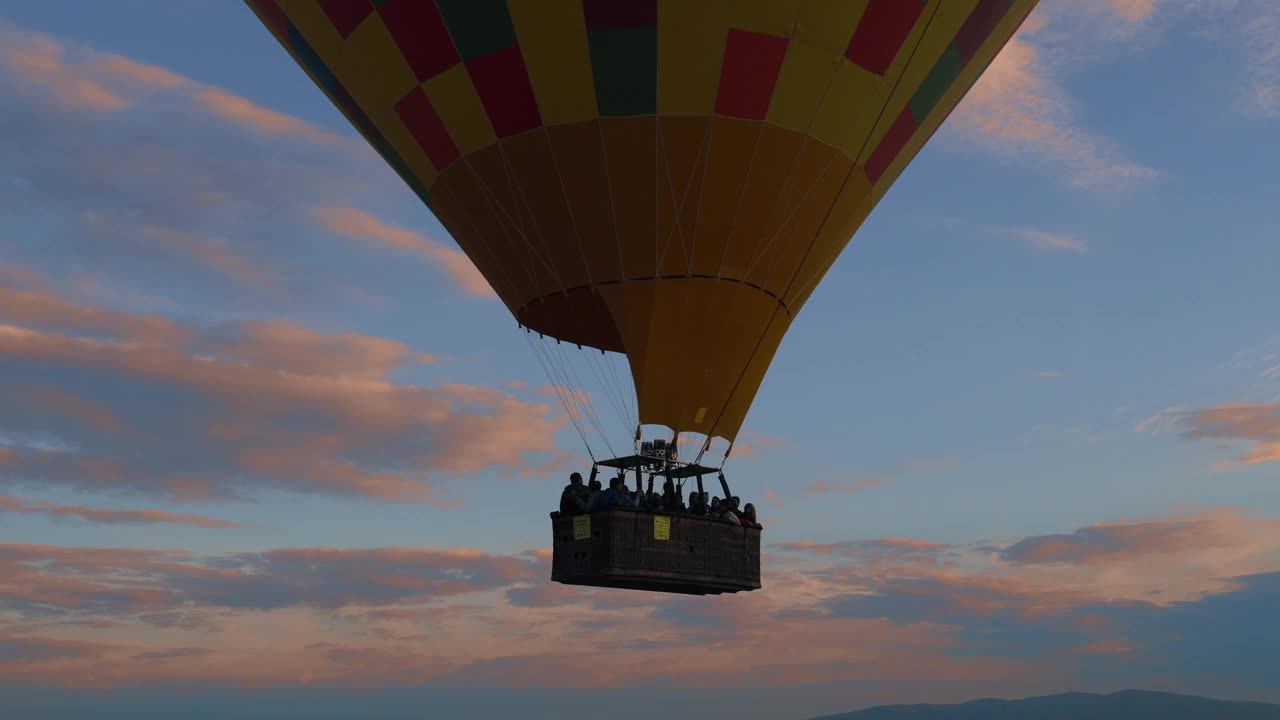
[246,0,1037,594]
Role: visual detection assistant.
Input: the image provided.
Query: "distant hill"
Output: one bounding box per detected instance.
[810,690,1280,719]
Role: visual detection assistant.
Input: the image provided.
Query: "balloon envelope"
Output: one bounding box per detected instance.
[247,0,1037,442]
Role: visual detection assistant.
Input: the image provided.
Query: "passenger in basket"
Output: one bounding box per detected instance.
[559,472,588,515]
[688,491,708,516]
[585,478,602,510]
[661,479,684,513]
[595,475,634,509]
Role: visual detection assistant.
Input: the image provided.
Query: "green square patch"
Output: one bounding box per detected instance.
[909,44,962,124]
[436,0,517,60]
[588,27,657,117]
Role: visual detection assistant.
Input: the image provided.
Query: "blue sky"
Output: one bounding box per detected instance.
[1,1,1279,718]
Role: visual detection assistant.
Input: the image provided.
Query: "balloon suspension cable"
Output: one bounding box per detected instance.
[523,331,596,463]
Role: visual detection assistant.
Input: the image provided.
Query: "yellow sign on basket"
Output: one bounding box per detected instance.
[573,514,591,540]
[653,516,670,541]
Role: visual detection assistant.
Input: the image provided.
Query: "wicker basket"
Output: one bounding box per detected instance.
[550,508,761,595]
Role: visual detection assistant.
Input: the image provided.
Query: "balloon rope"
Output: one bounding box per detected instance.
[525,331,594,462]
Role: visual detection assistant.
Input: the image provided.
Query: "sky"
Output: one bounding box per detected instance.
[1,1,1279,718]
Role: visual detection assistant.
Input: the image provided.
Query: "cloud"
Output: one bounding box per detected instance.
[0,495,239,528]
[1008,228,1090,254]
[804,477,893,496]
[0,22,337,142]
[1176,402,1280,468]
[1,507,1278,696]
[0,20,424,318]
[948,14,1160,190]
[998,511,1260,565]
[1028,370,1070,380]
[1134,405,1187,433]
[0,276,563,502]
[727,429,791,458]
[311,207,494,298]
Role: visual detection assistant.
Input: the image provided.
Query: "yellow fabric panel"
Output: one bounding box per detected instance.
[546,121,622,283]
[601,278,779,439]
[657,25,728,116]
[598,280,656,399]
[730,0,805,36]
[718,124,807,281]
[465,146,562,300]
[766,40,838,134]
[758,152,853,298]
[277,0,344,66]
[423,65,496,157]
[867,0,1039,193]
[428,180,520,309]
[715,306,791,440]
[602,117,659,280]
[655,116,712,278]
[741,140,841,289]
[659,0,733,28]
[781,167,874,308]
[507,0,598,126]
[811,61,883,151]
[501,129,592,290]
[334,14,417,114]
[854,0,976,163]
[689,117,760,276]
[795,0,869,55]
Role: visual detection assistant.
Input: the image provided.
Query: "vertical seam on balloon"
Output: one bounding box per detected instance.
[686,0,738,277]
[740,19,847,279]
[458,158,542,294]
[711,121,765,279]
[779,3,939,304]
[595,119,627,281]
[653,11,661,280]
[431,180,520,306]
[498,142,568,294]
[542,127,594,287]
[498,140,608,360]
[654,119,712,275]
[701,2,941,447]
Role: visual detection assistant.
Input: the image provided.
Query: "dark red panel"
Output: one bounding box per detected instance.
[715,29,790,120]
[467,45,543,138]
[246,0,290,40]
[845,0,926,76]
[395,87,460,169]
[955,0,1013,63]
[582,0,657,30]
[378,0,461,81]
[864,107,917,184]
[318,0,375,38]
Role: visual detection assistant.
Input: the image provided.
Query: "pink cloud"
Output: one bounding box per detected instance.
[194,87,340,145]
[805,477,893,495]
[0,22,340,144]
[311,207,495,298]
[0,496,239,528]
[951,27,1159,190]
[730,429,791,457]
[202,320,435,381]
[140,226,278,294]
[19,385,126,434]
[2,507,1278,693]
[0,279,562,502]
[1177,402,1280,468]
